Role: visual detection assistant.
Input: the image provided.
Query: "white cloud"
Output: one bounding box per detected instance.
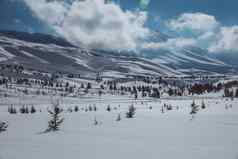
[24,0,68,26]
[19,2,238,54]
[209,26,238,53]
[166,12,238,53]
[167,12,220,36]
[142,12,221,52]
[142,37,196,50]
[23,0,150,51]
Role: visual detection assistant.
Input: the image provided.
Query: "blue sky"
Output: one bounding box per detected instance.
[0,0,238,53]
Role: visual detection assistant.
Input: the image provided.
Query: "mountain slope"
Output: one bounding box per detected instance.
[0,31,181,78]
[0,31,235,77]
[141,31,234,75]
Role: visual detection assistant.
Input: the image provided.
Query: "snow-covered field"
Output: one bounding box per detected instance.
[1,95,238,159]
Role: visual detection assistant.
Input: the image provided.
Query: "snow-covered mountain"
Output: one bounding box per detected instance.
[0,31,235,77]
[141,31,235,75]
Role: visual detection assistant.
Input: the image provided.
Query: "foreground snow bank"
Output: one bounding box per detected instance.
[0,96,238,159]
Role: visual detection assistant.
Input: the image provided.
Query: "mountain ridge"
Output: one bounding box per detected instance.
[0,30,235,77]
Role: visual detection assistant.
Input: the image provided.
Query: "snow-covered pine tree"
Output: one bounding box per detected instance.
[201,100,206,109]
[30,105,36,114]
[8,105,17,114]
[74,106,79,112]
[89,105,93,111]
[190,100,199,120]
[93,105,97,111]
[46,100,64,132]
[126,104,136,118]
[0,121,8,133]
[94,117,98,125]
[106,105,111,112]
[116,113,121,121]
[20,105,25,114]
[25,106,29,114]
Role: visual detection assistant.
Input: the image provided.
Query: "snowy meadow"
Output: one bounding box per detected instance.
[1,84,238,159]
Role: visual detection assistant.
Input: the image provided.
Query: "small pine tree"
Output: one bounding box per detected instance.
[93,105,97,111]
[46,100,64,132]
[0,121,8,133]
[235,89,238,98]
[89,105,93,111]
[94,117,98,125]
[116,113,121,121]
[201,100,206,109]
[8,105,17,114]
[80,83,84,89]
[87,83,92,89]
[126,104,136,118]
[20,105,25,114]
[167,105,172,111]
[190,100,199,120]
[30,106,36,114]
[161,106,164,113]
[74,106,79,112]
[25,107,29,114]
[106,105,111,112]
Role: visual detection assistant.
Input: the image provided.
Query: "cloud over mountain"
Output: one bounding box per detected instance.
[146,12,238,53]
[23,0,150,51]
[22,0,238,54]
[167,13,220,36]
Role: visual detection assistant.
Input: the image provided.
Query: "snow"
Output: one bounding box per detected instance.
[1,94,238,159]
[0,33,238,159]
[0,46,15,59]
[21,50,49,64]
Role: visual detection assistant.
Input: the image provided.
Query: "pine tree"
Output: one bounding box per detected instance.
[126,104,136,118]
[190,100,199,115]
[190,100,199,120]
[116,113,121,121]
[93,105,97,111]
[74,106,79,112]
[80,83,84,89]
[8,105,17,114]
[201,100,206,109]
[87,83,92,89]
[0,121,8,133]
[46,100,64,132]
[30,105,36,114]
[94,117,98,125]
[161,106,164,113]
[106,105,111,112]
[89,105,93,111]
[25,107,29,114]
[20,105,26,114]
[235,89,238,98]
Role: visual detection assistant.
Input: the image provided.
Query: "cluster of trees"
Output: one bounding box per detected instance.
[92,104,136,126]
[167,88,184,96]
[186,80,238,97]
[224,88,238,98]
[77,105,97,112]
[188,83,220,95]
[0,78,9,85]
[223,81,238,98]
[190,100,207,120]
[107,82,161,99]
[0,64,24,74]
[8,105,37,114]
